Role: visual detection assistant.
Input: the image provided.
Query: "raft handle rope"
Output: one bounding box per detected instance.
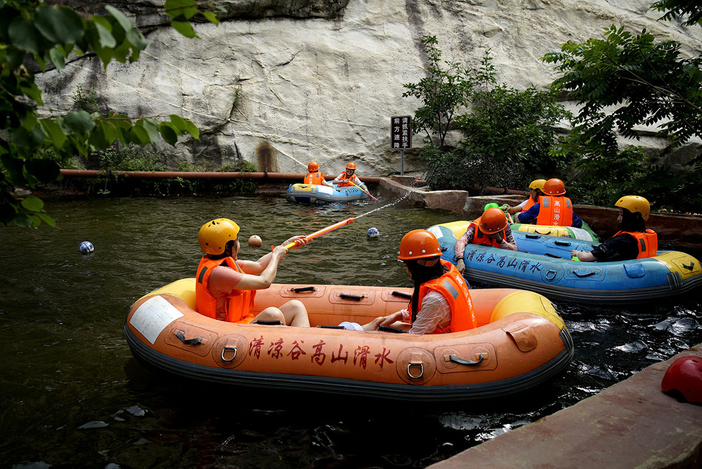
[573,270,596,278]
[291,286,316,293]
[392,291,412,300]
[378,325,407,333]
[449,353,485,366]
[555,240,573,247]
[340,293,365,301]
[254,320,284,325]
[176,330,203,345]
[526,233,541,239]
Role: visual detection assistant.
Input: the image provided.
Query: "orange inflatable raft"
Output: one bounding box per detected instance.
[125,279,573,401]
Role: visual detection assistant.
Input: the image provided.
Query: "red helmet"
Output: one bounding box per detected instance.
[543,178,566,196]
[346,162,356,171]
[397,230,442,260]
[661,356,702,403]
[308,161,319,171]
[479,208,508,234]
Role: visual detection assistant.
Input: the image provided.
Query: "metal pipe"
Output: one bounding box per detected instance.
[59,169,384,184]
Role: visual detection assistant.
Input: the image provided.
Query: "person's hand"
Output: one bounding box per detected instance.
[570,250,580,261]
[284,235,308,249]
[272,245,288,260]
[456,258,465,274]
[493,232,504,243]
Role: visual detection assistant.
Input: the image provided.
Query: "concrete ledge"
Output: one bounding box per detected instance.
[429,345,702,469]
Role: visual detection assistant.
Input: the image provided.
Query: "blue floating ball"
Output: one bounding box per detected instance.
[367,227,380,239]
[79,241,94,254]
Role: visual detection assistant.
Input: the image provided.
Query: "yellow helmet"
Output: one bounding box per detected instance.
[198,218,240,255]
[615,195,650,221]
[529,179,547,191]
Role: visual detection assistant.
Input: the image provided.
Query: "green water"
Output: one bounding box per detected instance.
[0,195,700,468]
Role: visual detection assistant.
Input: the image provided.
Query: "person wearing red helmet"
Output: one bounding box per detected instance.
[516,178,584,228]
[364,230,477,334]
[454,207,517,274]
[303,161,333,187]
[571,195,658,262]
[196,218,310,326]
[333,162,368,191]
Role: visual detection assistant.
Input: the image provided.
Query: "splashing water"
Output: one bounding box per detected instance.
[355,191,412,220]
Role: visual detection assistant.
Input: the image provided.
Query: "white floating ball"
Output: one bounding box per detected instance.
[79,241,94,254]
[367,227,380,239]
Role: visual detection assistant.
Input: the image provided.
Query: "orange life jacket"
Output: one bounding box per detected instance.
[304,171,326,185]
[536,196,573,226]
[523,195,540,211]
[196,256,256,323]
[468,220,505,248]
[613,229,658,259]
[409,260,477,333]
[336,171,358,187]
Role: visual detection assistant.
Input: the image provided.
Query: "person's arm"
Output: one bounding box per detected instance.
[571,249,596,262]
[322,179,334,187]
[506,199,528,214]
[332,172,344,184]
[454,226,475,273]
[498,225,517,251]
[517,204,539,224]
[355,176,368,190]
[408,292,451,334]
[571,211,583,228]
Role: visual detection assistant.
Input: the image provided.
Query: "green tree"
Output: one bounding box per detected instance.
[0,0,218,227]
[402,35,474,149]
[542,1,702,211]
[455,50,570,192]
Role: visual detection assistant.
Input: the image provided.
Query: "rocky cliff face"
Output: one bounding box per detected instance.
[37,0,702,176]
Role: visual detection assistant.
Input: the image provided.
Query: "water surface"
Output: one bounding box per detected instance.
[1,195,700,468]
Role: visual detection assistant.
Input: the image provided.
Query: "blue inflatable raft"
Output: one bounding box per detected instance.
[286,183,368,204]
[429,221,702,305]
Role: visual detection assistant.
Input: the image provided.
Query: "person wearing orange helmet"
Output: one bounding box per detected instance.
[505,179,546,215]
[333,162,368,191]
[516,178,584,228]
[363,230,477,334]
[303,161,333,187]
[454,207,517,274]
[571,195,658,262]
[196,218,310,326]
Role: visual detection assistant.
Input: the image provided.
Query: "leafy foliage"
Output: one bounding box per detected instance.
[0,0,218,227]
[543,26,702,157]
[405,41,570,193]
[402,36,474,149]
[651,0,702,26]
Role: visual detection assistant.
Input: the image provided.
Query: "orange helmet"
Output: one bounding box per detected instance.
[479,207,508,234]
[543,178,566,196]
[346,162,356,171]
[308,161,319,171]
[397,230,442,260]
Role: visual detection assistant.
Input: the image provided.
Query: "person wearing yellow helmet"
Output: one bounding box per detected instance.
[516,178,584,228]
[303,161,333,187]
[505,179,546,215]
[571,195,658,262]
[454,207,517,274]
[360,230,477,334]
[332,162,368,191]
[196,218,310,326]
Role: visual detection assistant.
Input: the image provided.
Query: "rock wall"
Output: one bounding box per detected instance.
[36,0,702,176]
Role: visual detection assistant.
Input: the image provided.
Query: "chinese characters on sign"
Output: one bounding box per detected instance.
[391,116,412,149]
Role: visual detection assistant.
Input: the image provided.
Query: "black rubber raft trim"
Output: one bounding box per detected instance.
[463,270,702,305]
[124,325,574,402]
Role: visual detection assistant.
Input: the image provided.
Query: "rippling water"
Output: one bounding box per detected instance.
[0,195,700,468]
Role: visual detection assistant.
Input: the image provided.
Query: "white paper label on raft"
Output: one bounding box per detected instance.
[130,296,183,344]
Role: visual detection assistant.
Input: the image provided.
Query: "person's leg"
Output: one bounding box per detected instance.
[279,300,310,327]
[253,307,286,324]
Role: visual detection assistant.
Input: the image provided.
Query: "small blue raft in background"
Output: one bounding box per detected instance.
[286,183,368,204]
[429,221,702,305]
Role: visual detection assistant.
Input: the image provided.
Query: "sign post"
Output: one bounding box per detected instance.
[391,116,412,175]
